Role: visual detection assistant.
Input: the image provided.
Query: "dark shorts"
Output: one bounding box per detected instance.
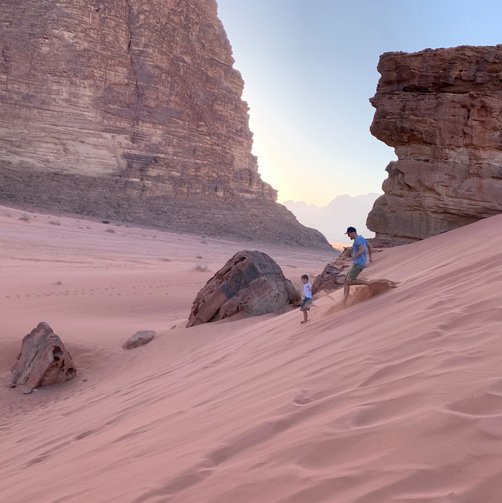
[347,264,365,281]
[300,297,313,311]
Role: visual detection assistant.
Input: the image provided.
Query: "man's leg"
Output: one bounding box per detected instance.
[343,266,367,306]
[343,281,350,306]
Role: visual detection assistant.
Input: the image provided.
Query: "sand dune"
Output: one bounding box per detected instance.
[1,205,502,502]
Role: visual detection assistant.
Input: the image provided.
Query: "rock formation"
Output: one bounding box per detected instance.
[11,322,76,391]
[0,0,330,248]
[312,248,352,294]
[187,250,301,327]
[368,45,502,241]
[123,330,156,350]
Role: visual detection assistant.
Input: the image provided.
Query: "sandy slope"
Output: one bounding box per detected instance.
[1,205,502,503]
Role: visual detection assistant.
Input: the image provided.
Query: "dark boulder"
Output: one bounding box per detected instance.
[187,250,300,327]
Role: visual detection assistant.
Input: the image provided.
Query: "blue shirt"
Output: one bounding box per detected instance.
[352,235,368,267]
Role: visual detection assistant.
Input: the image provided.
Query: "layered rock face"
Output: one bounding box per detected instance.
[0,0,329,248]
[368,45,502,241]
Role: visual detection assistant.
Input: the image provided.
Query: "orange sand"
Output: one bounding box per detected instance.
[1,204,502,503]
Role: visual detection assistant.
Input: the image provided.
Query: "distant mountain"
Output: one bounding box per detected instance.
[284,193,380,244]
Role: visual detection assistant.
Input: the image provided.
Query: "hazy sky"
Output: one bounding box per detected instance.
[217,1,502,206]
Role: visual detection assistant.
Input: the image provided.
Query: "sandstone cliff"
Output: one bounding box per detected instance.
[368,45,502,241]
[0,0,329,248]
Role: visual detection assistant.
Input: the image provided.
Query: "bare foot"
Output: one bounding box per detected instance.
[300,320,309,324]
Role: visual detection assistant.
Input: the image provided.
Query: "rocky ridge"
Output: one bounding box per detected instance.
[368,45,502,241]
[0,0,329,248]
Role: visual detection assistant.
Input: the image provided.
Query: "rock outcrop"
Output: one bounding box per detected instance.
[368,45,502,241]
[11,322,76,391]
[312,248,352,294]
[187,250,301,327]
[0,0,330,248]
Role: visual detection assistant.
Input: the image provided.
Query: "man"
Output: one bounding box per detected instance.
[343,226,372,306]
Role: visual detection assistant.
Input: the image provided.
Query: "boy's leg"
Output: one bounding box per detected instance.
[300,299,310,324]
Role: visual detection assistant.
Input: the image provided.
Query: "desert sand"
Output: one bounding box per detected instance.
[1,204,502,503]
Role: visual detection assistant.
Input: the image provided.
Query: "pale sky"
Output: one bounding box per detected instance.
[217,1,502,207]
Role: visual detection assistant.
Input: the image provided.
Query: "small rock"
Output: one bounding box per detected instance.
[123,330,156,350]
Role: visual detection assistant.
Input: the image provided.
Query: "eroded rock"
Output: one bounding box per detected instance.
[187,250,301,327]
[11,322,76,390]
[368,45,502,241]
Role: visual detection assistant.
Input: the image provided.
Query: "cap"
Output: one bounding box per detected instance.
[345,226,357,234]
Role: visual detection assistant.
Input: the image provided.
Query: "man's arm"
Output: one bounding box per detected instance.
[353,237,367,259]
[353,247,365,259]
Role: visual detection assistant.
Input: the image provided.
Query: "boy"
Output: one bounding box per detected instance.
[300,274,313,324]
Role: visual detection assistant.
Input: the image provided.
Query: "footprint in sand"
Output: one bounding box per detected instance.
[25,454,49,467]
[337,393,423,428]
[74,430,95,440]
[442,388,502,439]
[293,389,313,406]
[478,416,502,438]
[445,392,502,417]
